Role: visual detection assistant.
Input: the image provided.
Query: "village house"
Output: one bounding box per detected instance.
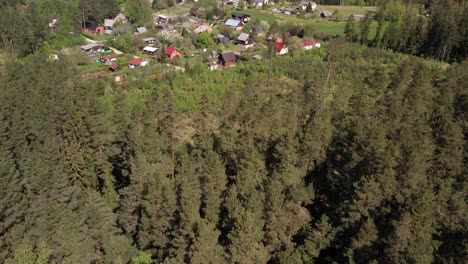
[157,14,169,24]
[276,38,288,55]
[232,13,251,23]
[115,13,128,24]
[100,54,117,63]
[237,33,250,46]
[82,23,104,34]
[166,46,182,60]
[302,38,321,49]
[80,43,101,53]
[104,19,115,34]
[128,58,149,68]
[225,19,243,30]
[143,46,159,56]
[321,11,332,18]
[136,26,148,34]
[143,37,157,44]
[218,52,236,68]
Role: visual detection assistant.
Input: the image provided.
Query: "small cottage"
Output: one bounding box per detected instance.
[143,46,159,56]
[115,13,128,24]
[128,58,148,68]
[219,52,236,68]
[82,23,104,34]
[237,33,250,45]
[232,13,251,23]
[80,43,101,53]
[104,19,115,34]
[136,27,148,34]
[302,38,321,49]
[276,38,288,55]
[225,19,243,30]
[100,54,117,63]
[320,11,332,18]
[143,37,157,44]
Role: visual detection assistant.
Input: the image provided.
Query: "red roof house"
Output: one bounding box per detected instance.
[100,54,117,63]
[166,46,182,60]
[276,38,288,55]
[128,58,148,68]
[302,38,321,49]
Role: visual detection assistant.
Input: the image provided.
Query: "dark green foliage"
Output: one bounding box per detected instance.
[361,0,468,62]
[0,6,466,261]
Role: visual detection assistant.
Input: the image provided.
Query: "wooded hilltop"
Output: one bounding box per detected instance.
[0,0,466,263]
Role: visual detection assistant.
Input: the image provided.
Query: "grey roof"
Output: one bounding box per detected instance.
[321,11,332,17]
[136,27,148,33]
[80,43,101,51]
[257,0,264,3]
[225,19,242,27]
[143,37,156,42]
[237,33,249,41]
[252,55,262,60]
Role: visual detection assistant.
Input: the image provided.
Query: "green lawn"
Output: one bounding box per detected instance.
[225,5,377,36]
[315,21,347,35]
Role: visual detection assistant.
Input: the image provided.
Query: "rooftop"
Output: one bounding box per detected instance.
[237,33,249,41]
[143,46,159,52]
[225,19,242,27]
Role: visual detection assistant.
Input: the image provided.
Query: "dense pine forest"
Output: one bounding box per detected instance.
[0,0,467,263]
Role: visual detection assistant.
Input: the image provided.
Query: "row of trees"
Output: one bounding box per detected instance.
[0,0,121,57]
[0,41,466,263]
[345,0,467,62]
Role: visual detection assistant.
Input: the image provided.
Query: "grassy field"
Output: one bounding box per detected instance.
[227,5,377,36]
